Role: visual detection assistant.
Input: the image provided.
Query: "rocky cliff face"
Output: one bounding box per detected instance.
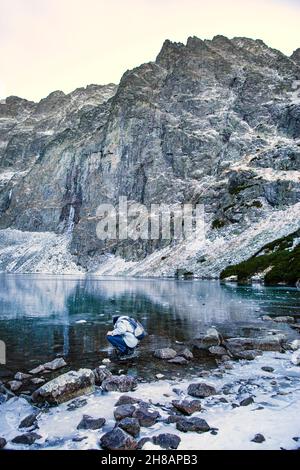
[0,36,299,278]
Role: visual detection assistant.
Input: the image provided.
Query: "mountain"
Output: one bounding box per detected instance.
[0,35,299,282]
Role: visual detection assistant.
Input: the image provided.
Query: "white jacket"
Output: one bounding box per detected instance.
[110,316,138,348]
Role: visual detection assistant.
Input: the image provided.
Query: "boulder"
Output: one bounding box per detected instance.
[176,417,210,433]
[133,403,160,427]
[32,369,95,405]
[115,395,141,406]
[114,404,136,421]
[291,350,300,366]
[29,358,67,375]
[14,372,31,381]
[240,397,254,406]
[191,328,221,350]
[273,316,294,323]
[12,432,42,445]
[153,348,177,360]
[232,350,262,360]
[93,366,112,386]
[178,348,194,360]
[251,433,265,443]
[187,382,217,398]
[117,417,140,437]
[77,415,105,430]
[225,335,285,354]
[208,346,227,356]
[8,380,22,392]
[261,315,272,321]
[100,428,138,450]
[31,378,45,385]
[261,366,274,373]
[101,375,137,393]
[0,437,7,449]
[19,413,38,429]
[168,356,188,365]
[172,399,201,415]
[152,433,181,449]
[67,398,88,411]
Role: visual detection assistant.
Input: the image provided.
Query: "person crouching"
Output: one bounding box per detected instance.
[106,315,146,358]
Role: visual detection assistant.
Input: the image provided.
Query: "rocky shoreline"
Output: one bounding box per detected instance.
[0,315,300,450]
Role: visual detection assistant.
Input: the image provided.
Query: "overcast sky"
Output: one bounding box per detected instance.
[0,0,300,101]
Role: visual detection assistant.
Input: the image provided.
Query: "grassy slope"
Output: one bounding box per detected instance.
[220,230,300,286]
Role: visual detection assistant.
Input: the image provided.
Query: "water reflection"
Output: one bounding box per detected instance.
[0,274,299,378]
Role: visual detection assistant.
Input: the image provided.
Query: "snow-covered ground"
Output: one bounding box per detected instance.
[1,351,299,450]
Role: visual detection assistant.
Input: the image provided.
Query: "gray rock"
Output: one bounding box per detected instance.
[32,369,95,405]
[114,404,136,421]
[152,433,181,449]
[273,316,294,323]
[178,348,194,360]
[133,403,160,427]
[261,366,274,373]
[31,378,45,385]
[14,372,31,381]
[101,375,138,393]
[115,395,141,406]
[0,437,7,449]
[100,428,138,450]
[208,346,228,356]
[251,433,265,443]
[176,417,210,433]
[67,398,88,411]
[168,356,188,365]
[187,382,217,398]
[117,417,140,437]
[8,380,22,392]
[93,366,112,386]
[240,396,254,406]
[19,413,38,429]
[12,432,42,445]
[191,328,221,350]
[154,348,177,360]
[43,357,67,371]
[172,399,202,415]
[77,414,105,430]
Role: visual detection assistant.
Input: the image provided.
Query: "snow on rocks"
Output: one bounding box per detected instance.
[101,375,138,393]
[291,350,300,366]
[32,369,95,405]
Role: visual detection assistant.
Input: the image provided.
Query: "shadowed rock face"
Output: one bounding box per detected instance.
[0,36,300,277]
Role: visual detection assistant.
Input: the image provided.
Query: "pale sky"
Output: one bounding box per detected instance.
[0,0,300,101]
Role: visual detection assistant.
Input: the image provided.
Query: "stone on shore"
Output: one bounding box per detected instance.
[32,369,95,405]
[114,404,136,421]
[178,348,194,360]
[0,437,7,449]
[168,356,188,365]
[115,395,141,406]
[273,316,294,323]
[172,399,201,415]
[133,403,160,427]
[77,415,105,430]
[225,335,286,355]
[8,380,22,392]
[100,428,138,450]
[93,366,112,386]
[261,366,274,373]
[191,328,221,350]
[29,357,67,375]
[12,432,42,445]
[290,340,300,351]
[240,396,254,406]
[176,417,210,433]
[208,346,227,356]
[187,382,217,398]
[153,348,177,360]
[101,375,137,393]
[251,433,265,443]
[117,417,140,437]
[19,413,38,429]
[14,372,31,381]
[152,433,181,449]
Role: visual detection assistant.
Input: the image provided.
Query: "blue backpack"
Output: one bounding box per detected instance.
[128,317,147,340]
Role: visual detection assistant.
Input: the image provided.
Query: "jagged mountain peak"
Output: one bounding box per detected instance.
[291,48,300,65]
